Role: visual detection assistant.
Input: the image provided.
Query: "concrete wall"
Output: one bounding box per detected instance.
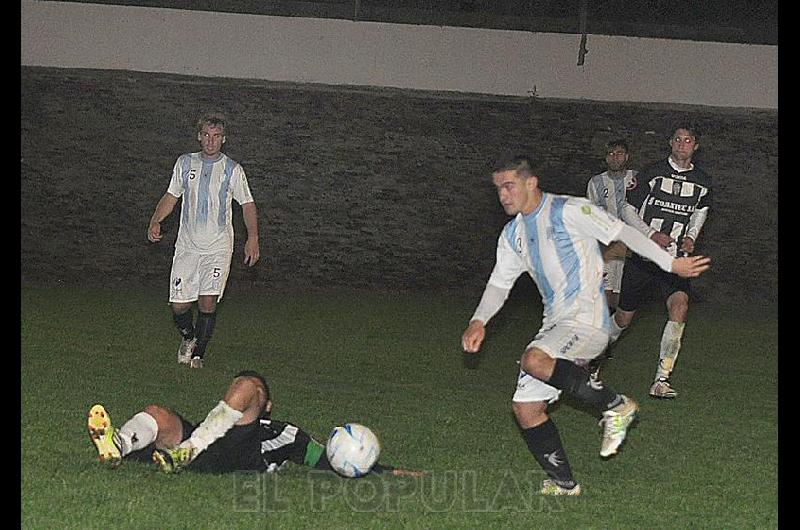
[20,67,778,308]
[21,0,777,109]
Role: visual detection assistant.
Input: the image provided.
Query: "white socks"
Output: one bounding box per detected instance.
[116,412,159,456]
[656,320,685,380]
[180,400,243,457]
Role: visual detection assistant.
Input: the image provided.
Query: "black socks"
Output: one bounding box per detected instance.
[194,311,217,359]
[521,419,575,487]
[548,358,622,411]
[173,309,194,340]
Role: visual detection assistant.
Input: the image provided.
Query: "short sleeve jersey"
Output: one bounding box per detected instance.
[626,159,712,257]
[255,418,318,472]
[166,152,254,253]
[586,169,638,217]
[486,193,625,331]
[205,416,319,473]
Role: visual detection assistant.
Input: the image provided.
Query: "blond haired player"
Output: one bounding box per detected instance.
[147,113,260,368]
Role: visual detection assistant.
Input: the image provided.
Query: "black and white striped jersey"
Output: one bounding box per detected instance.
[255,418,318,472]
[626,158,712,257]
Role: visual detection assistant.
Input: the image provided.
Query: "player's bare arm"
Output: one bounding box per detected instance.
[147,193,179,242]
[671,255,710,278]
[241,202,260,266]
[461,320,486,353]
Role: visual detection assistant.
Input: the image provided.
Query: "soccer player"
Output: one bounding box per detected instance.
[585,139,662,381]
[461,155,710,495]
[147,113,260,369]
[586,139,653,310]
[608,123,712,399]
[87,370,422,477]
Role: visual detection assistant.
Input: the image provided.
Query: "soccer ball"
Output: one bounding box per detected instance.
[326,423,381,478]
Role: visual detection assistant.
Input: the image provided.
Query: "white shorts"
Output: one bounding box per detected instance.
[512,321,610,404]
[169,247,232,303]
[603,258,625,294]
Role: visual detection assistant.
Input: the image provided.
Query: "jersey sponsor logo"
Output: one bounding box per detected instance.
[650,198,696,213]
[580,204,613,230]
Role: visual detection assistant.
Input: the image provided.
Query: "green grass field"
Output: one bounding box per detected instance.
[21,285,778,529]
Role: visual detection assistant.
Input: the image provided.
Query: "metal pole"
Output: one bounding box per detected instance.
[577,0,589,66]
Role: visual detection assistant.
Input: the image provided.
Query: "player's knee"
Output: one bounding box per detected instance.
[512,401,548,427]
[142,404,169,419]
[197,295,217,313]
[520,349,553,380]
[142,404,181,443]
[171,302,192,315]
[667,292,689,319]
[142,404,177,429]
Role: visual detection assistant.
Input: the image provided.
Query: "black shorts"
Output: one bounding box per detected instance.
[617,256,690,312]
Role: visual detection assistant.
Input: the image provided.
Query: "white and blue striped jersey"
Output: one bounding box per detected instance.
[166,152,254,253]
[485,193,625,332]
[586,169,638,218]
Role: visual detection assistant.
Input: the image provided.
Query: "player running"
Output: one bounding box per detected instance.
[607,123,713,399]
[461,155,711,495]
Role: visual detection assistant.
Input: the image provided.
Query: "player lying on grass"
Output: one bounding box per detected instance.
[87,370,422,477]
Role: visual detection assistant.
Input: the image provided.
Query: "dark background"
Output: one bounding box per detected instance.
[20,65,778,307]
[50,0,779,44]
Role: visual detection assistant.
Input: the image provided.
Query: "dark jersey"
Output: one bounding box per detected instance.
[183,414,394,475]
[184,415,323,474]
[253,417,322,472]
[626,159,712,257]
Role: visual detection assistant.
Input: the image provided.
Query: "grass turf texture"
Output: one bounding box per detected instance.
[21,284,777,529]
